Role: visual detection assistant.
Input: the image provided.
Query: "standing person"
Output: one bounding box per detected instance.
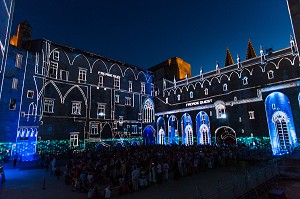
[156,162,162,184]
[0,165,5,184]
[131,166,139,191]
[163,161,169,180]
[104,185,111,199]
[13,153,18,167]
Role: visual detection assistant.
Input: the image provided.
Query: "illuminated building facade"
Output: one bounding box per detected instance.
[0,24,155,159]
[0,0,300,159]
[151,39,300,155]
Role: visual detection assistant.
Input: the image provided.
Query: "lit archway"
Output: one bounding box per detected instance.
[215,126,236,145]
[196,111,211,145]
[181,113,193,145]
[157,116,166,145]
[265,92,298,155]
[143,125,155,145]
[168,115,179,144]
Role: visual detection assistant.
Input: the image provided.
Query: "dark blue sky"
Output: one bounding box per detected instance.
[12,0,293,75]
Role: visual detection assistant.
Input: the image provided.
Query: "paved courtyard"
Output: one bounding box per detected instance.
[1,154,300,199]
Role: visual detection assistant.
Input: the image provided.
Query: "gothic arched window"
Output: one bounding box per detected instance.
[143,98,155,123]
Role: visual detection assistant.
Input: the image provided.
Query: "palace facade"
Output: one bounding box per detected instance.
[150,40,300,156]
[0,0,300,159]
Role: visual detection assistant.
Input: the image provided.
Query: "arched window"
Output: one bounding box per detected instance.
[223,84,227,91]
[143,98,155,123]
[242,77,248,85]
[214,101,226,119]
[190,91,193,98]
[267,70,274,79]
[204,88,208,95]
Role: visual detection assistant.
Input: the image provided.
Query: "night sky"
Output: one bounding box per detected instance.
[12,0,293,75]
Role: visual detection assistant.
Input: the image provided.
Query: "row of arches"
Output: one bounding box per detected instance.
[144,92,298,156]
[154,111,213,146]
[162,55,299,95]
[42,44,152,83]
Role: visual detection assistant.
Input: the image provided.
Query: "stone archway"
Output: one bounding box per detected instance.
[215,126,236,145]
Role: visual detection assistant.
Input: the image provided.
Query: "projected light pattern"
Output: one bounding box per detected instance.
[143,125,155,145]
[196,111,211,145]
[181,113,193,145]
[156,116,166,144]
[15,128,38,161]
[168,115,179,145]
[265,92,298,155]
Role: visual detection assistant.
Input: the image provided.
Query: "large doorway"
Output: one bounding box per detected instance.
[215,126,236,145]
[143,125,155,145]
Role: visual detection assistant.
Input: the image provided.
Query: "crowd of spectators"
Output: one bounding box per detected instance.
[46,144,262,198]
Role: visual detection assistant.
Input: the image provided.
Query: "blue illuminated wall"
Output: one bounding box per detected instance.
[0,0,14,73]
[143,125,155,145]
[196,111,211,145]
[265,92,298,155]
[168,115,179,144]
[181,113,193,145]
[156,116,166,144]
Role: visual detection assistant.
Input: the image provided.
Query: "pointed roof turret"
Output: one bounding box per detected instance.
[246,39,257,60]
[224,48,234,66]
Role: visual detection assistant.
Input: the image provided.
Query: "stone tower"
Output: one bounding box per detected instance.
[10,20,32,48]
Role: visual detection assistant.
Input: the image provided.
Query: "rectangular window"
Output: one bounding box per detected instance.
[138,113,142,121]
[115,95,119,103]
[166,97,168,104]
[151,83,154,96]
[9,98,16,110]
[249,111,255,119]
[72,101,81,115]
[119,116,123,125]
[90,122,99,135]
[129,81,132,92]
[60,70,69,81]
[43,98,54,113]
[49,61,58,78]
[113,121,117,129]
[132,125,137,134]
[141,82,145,94]
[114,77,120,89]
[12,78,18,89]
[53,50,59,61]
[111,110,115,120]
[27,90,34,98]
[97,103,106,119]
[204,88,208,95]
[15,54,23,68]
[99,75,104,87]
[70,133,79,147]
[78,68,87,82]
[125,97,131,106]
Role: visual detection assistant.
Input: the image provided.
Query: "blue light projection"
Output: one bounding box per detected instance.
[143,125,155,145]
[156,116,166,144]
[16,128,38,161]
[265,92,298,155]
[168,115,179,145]
[181,113,193,145]
[196,111,211,145]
